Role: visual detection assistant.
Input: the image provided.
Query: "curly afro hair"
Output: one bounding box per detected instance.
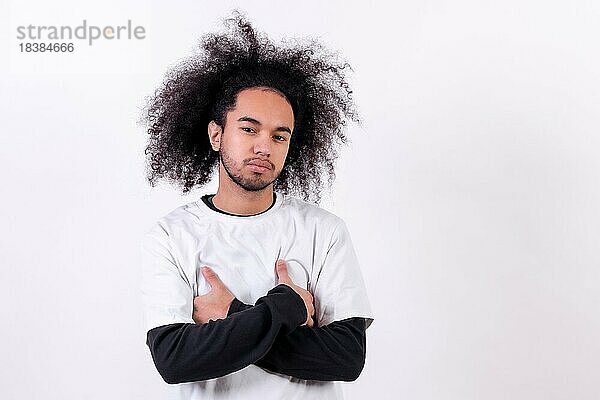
[143,10,359,203]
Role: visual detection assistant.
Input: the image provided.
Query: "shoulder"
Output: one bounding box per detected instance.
[279,194,346,231]
[143,200,205,239]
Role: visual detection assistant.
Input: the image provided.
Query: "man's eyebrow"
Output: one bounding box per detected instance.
[237,116,292,134]
[237,116,261,125]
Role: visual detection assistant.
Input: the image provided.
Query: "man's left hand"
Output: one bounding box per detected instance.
[193,266,235,324]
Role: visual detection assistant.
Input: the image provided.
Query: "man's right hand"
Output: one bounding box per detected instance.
[275,259,315,327]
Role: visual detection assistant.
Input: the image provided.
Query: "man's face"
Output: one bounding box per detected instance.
[215,87,294,191]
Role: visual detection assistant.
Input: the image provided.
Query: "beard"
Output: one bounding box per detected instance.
[219,148,279,192]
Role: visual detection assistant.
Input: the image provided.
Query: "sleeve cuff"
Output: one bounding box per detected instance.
[227,298,248,316]
[255,284,307,332]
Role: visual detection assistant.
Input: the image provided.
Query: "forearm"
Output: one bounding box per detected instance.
[146,285,306,384]
[228,299,367,381]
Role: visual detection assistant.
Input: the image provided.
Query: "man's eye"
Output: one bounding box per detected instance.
[241,127,255,133]
[273,135,287,142]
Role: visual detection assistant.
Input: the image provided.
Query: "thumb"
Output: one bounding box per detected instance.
[202,266,223,289]
[276,260,290,284]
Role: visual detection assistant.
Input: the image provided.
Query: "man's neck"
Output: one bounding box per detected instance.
[212,166,275,216]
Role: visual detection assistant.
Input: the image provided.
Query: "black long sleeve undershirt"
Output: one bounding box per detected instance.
[147,289,368,384]
[146,284,306,384]
[228,298,367,381]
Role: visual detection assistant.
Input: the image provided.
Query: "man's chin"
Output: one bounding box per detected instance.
[236,177,275,192]
[224,166,280,192]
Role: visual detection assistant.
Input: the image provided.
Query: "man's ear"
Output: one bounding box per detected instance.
[208,121,222,151]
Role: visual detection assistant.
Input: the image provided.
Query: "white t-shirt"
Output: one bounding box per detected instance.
[141,192,374,400]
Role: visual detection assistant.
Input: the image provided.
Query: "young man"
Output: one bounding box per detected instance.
[141,13,374,400]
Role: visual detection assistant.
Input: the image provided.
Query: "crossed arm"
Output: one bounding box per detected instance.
[146,260,368,384]
[228,298,367,381]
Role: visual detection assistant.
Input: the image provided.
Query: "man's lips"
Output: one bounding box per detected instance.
[246,159,273,171]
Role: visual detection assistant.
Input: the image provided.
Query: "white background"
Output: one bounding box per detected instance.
[1,0,599,399]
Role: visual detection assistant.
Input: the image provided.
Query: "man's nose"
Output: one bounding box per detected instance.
[253,134,271,156]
